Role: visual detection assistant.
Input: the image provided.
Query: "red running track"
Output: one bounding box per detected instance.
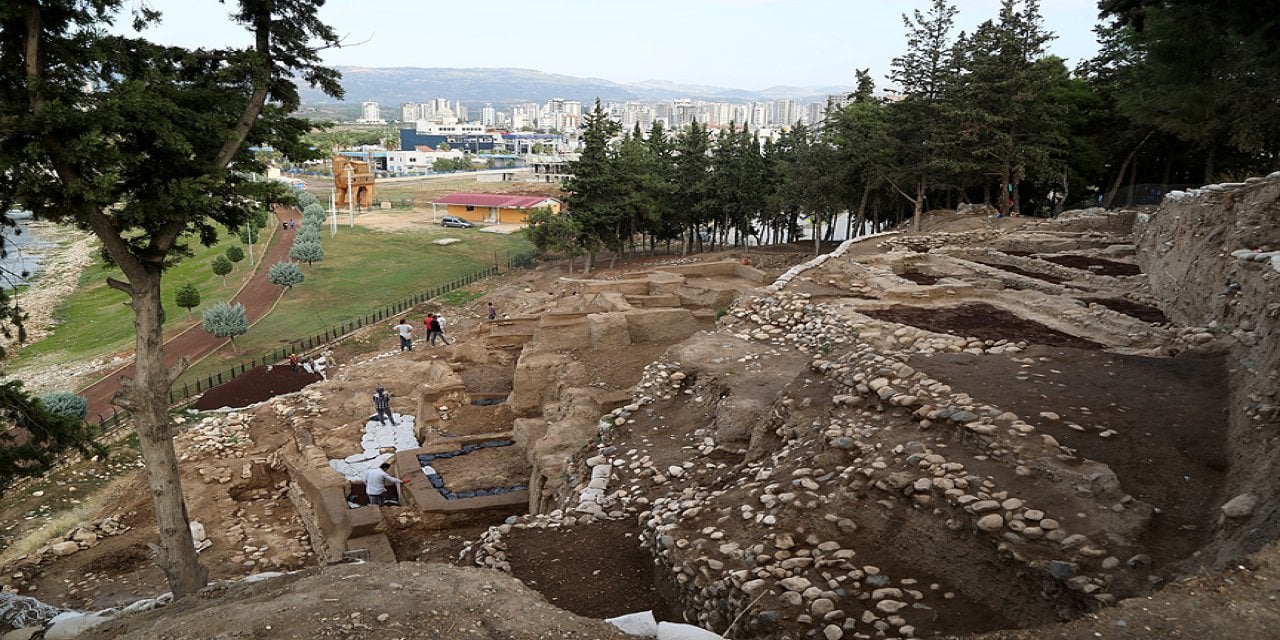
[78,206,299,422]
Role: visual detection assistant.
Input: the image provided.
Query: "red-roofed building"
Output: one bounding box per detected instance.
[431,192,561,225]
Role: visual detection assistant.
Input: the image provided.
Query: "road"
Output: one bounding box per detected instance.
[79,206,297,422]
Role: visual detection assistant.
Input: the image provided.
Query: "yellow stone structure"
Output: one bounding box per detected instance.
[333,156,376,210]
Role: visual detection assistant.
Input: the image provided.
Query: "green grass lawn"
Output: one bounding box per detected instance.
[11,224,272,371]
[175,223,532,386]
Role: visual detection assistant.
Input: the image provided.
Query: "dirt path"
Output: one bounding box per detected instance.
[78,206,296,421]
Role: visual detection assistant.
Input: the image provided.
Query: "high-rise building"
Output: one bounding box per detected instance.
[807,102,826,126]
[481,104,497,127]
[774,100,799,128]
[400,103,421,123]
[358,101,383,124]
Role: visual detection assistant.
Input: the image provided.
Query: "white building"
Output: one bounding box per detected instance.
[481,104,497,127]
[357,101,385,124]
[400,102,421,123]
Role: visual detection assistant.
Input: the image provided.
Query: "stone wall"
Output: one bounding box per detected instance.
[1134,173,1280,565]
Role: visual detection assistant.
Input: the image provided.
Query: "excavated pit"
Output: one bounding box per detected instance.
[862,303,1103,350]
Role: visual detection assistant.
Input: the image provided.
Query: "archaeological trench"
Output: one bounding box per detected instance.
[6,173,1280,639]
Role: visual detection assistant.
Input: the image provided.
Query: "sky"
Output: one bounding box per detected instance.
[115,0,1104,90]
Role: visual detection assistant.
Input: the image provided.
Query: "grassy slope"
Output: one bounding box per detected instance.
[175,223,531,386]
[11,225,270,369]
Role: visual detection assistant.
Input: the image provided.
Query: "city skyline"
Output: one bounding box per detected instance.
[115,0,1104,90]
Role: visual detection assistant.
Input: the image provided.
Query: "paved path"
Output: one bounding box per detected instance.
[80,206,298,422]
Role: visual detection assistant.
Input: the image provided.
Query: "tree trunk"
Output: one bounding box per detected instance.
[1000,164,1011,216]
[812,214,820,255]
[1124,158,1138,207]
[854,186,870,238]
[1203,147,1216,184]
[1103,131,1153,208]
[125,272,208,598]
[912,178,925,232]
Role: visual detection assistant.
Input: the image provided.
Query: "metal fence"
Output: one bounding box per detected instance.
[87,251,536,432]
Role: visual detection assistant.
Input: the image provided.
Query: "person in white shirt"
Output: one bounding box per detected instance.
[362,462,403,506]
[393,318,413,351]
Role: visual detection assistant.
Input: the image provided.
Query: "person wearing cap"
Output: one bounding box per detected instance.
[373,386,396,425]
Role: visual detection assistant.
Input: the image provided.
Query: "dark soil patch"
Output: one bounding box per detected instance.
[191,365,321,410]
[1080,297,1170,324]
[505,519,676,621]
[1040,254,1143,276]
[430,446,530,493]
[900,271,941,285]
[863,303,1102,349]
[975,261,1071,285]
[911,346,1228,567]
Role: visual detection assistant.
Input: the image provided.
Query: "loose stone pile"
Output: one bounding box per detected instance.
[178,412,253,460]
[0,516,130,594]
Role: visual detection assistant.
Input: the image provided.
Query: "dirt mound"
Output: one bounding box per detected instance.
[78,563,629,640]
[190,365,321,410]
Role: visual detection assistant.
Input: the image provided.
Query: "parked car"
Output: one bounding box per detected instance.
[440,215,474,228]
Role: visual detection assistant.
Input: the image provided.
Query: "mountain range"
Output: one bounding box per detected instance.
[297,67,854,109]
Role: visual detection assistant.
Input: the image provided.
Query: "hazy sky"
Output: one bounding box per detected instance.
[116,0,1103,89]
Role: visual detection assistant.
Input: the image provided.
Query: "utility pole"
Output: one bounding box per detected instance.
[345,162,355,227]
[330,189,337,237]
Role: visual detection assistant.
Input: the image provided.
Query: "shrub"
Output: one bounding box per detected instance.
[201,301,248,348]
[289,241,324,266]
[39,391,89,420]
[211,255,233,285]
[225,245,245,268]
[267,261,305,291]
[174,283,201,316]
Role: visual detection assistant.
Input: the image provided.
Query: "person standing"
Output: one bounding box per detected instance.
[362,462,403,506]
[428,314,451,346]
[393,318,413,351]
[373,386,396,425]
[487,302,497,320]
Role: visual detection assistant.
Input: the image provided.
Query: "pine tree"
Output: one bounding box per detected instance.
[174,283,202,317]
[672,121,713,254]
[562,99,621,273]
[952,0,1067,215]
[289,240,325,267]
[887,0,961,230]
[201,301,248,350]
[211,256,233,286]
[268,261,305,292]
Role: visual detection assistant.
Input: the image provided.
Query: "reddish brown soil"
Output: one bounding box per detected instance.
[1040,254,1144,276]
[863,303,1102,349]
[912,345,1228,567]
[504,519,677,621]
[1079,297,1170,324]
[190,365,321,410]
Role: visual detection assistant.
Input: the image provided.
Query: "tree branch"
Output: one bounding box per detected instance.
[167,356,190,386]
[105,276,133,296]
[212,14,272,169]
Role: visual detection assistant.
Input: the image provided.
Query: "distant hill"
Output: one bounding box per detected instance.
[298,67,852,110]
